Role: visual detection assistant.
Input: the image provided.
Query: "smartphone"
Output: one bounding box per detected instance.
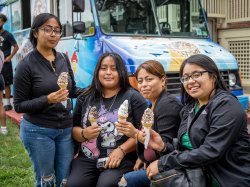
[96,157,108,168]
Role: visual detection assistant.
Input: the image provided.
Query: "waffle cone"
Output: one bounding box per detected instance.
[118,115,127,122]
[89,117,97,123]
[143,122,152,128]
[58,84,68,89]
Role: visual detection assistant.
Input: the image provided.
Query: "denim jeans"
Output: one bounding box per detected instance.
[20,118,74,187]
[119,169,150,187]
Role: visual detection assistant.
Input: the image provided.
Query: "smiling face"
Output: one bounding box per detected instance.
[34,18,61,50]
[182,63,216,105]
[137,68,165,102]
[98,56,120,92]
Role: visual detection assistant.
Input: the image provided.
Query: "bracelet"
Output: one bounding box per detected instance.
[81,129,88,143]
[118,146,126,156]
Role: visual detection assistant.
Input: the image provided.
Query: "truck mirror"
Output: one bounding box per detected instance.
[73,21,86,34]
[72,0,85,12]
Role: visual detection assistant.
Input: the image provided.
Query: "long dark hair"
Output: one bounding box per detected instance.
[29,13,62,48]
[0,13,7,22]
[82,52,131,97]
[179,54,228,105]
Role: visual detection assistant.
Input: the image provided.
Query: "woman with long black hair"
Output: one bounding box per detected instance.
[67,52,148,187]
[146,54,250,187]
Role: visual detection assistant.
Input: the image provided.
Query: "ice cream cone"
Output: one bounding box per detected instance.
[118,100,128,122]
[116,100,129,135]
[141,108,154,129]
[118,115,128,123]
[59,84,68,89]
[141,108,154,149]
[88,106,98,126]
[57,72,69,89]
[57,72,69,107]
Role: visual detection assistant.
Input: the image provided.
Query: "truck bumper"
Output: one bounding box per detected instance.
[237,95,249,111]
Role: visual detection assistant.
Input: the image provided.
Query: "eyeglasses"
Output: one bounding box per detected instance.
[180,71,210,84]
[39,26,62,36]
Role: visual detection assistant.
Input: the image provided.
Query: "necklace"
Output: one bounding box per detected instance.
[50,61,56,72]
[100,93,118,113]
[99,93,118,122]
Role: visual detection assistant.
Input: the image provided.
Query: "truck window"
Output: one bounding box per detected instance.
[156,0,209,37]
[96,0,157,35]
[2,0,31,31]
[11,1,22,31]
[31,0,51,24]
[95,0,209,38]
[57,0,73,37]
[72,0,95,36]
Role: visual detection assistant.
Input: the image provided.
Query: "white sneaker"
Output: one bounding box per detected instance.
[0,127,8,135]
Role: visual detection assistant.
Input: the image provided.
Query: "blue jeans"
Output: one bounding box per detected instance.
[120,169,150,187]
[20,118,74,187]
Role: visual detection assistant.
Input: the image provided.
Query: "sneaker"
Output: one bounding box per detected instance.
[4,104,13,111]
[0,127,8,135]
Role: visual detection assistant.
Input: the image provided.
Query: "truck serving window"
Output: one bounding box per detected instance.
[1,0,31,31]
[155,0,208,37]
[96,0,157,35]
[95,0,209,38]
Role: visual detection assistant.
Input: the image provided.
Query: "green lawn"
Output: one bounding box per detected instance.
[0,120,35,187]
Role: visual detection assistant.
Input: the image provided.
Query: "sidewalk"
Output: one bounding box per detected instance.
[4,98,22,127]
[6,109,22,126]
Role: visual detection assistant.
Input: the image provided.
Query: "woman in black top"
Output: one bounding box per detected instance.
[117,60,182,187]
[146,54,250,187]
[66,52,148,187]
[14,13,83,187]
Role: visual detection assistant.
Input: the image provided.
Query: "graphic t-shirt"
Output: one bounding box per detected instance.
[0,30,17,58]
[0,50,4,71]
[73,88,148,160]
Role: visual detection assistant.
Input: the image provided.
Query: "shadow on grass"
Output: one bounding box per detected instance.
[0,120,35,187]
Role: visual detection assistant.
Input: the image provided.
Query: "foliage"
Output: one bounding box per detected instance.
[0,120,34,187]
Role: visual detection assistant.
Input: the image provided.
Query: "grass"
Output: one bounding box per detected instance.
[0,120,35,187]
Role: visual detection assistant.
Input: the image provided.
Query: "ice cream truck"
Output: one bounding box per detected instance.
[0,0,248,110]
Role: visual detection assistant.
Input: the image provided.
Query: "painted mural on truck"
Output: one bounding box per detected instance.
[13,29,237,90]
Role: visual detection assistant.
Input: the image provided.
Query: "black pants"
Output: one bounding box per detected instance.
[0,74,4,91]
[1,62,13,86]
[67,154,135,187]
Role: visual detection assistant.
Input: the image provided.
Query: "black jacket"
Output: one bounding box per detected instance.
[14,49,84,129]
[158,89,250,187]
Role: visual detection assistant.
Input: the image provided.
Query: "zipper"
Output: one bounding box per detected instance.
[187,104,207,148]
[152,173,180,183]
